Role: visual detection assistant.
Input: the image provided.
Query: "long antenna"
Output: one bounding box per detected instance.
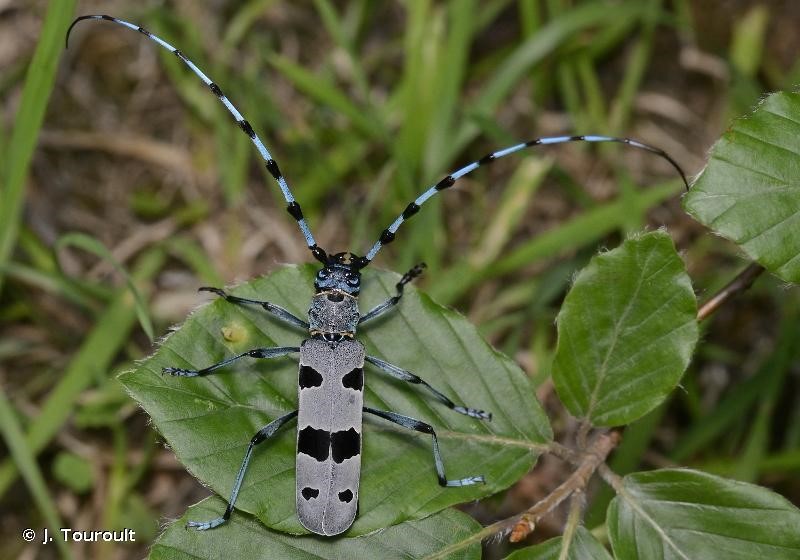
[67,15,328,264]
[360,135,689,266]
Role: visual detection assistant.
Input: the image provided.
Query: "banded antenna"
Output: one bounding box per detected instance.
[66,15,330,264]
[359,135,689,267]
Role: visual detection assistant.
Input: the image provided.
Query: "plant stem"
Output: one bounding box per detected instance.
[509,430,621,542]
[697,262,765,321]
[421,430,622,559]
[558,492,586,560]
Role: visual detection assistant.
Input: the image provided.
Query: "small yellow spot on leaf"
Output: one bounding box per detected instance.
[221,322,248,344]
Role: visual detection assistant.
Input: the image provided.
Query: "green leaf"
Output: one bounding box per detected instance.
[608,469,800,559]
[684,91,800,284]
[552,231,698,426]
[504,526,613,560]
[150,498,481,559]
[121,265,551,535]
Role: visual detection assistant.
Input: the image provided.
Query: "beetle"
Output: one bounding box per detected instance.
[67,14,688,536]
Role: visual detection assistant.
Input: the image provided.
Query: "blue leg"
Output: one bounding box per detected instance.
[365,355,491,420]
[187,410,299,530]
[199,287,309,330]
[359,263,426,325]
[163,346,298,377]
[364,407,485,487]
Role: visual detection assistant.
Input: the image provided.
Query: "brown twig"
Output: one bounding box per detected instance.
[547,440,583,465]
[597,463,625,492]
[558,492,586,559]
[421,431,623,559]
[509,430,622,543]
[697,262,765,321]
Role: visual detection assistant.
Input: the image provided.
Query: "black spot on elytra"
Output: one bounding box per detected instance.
[298,426,329,462]
[341,367,363,391]
[338,489,354,503]
[302,487,319,500]
[331,428,360,463]
[299,366,323,389]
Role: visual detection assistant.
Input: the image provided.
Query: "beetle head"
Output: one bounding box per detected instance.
[314,252,365,295]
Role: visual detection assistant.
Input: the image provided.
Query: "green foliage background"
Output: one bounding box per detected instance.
[1,1,799,559]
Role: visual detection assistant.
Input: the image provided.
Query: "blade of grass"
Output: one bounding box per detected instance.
[268,54,384,141]
[519,0,553,107]
[395,1,445,270]
[152,7,258,205]
[608,0,660,133]
[396,0,434,175]
[670,366,771,464]
[451,1,650,160]
[694,449,800,477]
[18,228,58,273]
[0,262,94,308]
[732,310,799,481]
[0,0,77,294]
[474,0,513,31]
[301,135,370,208]
[729,5,769,79]
[557,59,585,128]
[669,310,799,466]
[0,389,72,559]
[493,180,678,275]
[422,0,477,177]
[575,53,608,129]
[98,426,128,559]
[783,390,800,451]
[585,14,641,60]
[0,249,165,499]
[165,236,223,285]
[471,157,552,267]
[222,0,278,52]
[501,257,579,360]
[313,0,371,100]
[56,232,155,341]
[431,180,681,303]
